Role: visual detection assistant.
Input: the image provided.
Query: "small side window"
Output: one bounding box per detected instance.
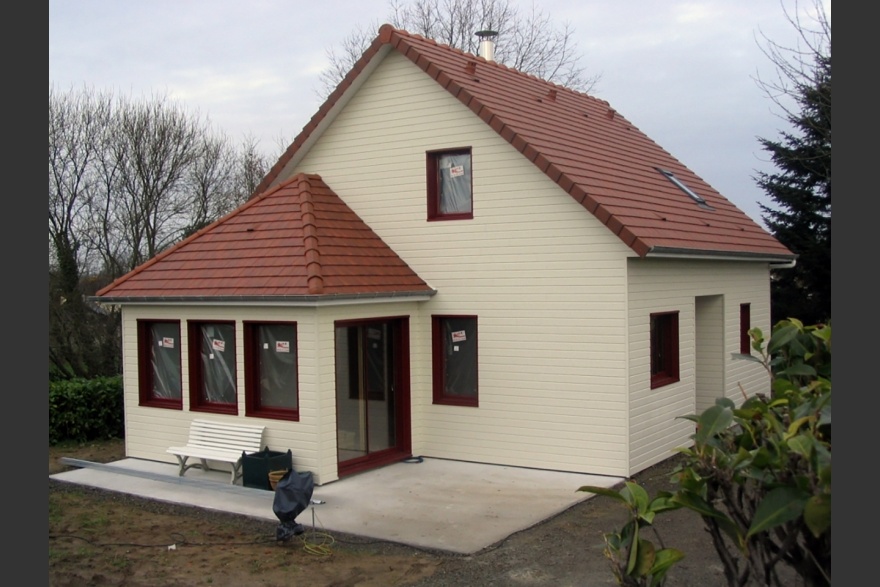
[650,311,680,389]
[740,303,751,355]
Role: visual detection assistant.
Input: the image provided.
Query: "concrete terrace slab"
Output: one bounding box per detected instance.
[51,457,623,555]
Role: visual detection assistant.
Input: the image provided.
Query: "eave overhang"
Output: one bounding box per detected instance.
[91,289,437,308]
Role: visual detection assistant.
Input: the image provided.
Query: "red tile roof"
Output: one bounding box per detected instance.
[99,25,794,302]
[96,174,435,300]
[259,24,794,261]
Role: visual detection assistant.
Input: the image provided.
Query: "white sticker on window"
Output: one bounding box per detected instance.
[212,339,225,352]
[161,337,175,349]
[451,330,467,342]
[276,341,290,353]
[449,165,465,178]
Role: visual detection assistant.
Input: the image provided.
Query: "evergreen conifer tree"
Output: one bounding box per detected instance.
[756,5,830,325]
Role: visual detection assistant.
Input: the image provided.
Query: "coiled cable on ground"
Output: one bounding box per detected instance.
[299,505,334,556]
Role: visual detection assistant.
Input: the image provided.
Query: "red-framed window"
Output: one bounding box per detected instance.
[650,311,680,389]
[188,321,237,415]
[427,147,473,220]
[136,320,182,409]
[243,321,299,421]
[432,315,478,406]
[740,303,751,354]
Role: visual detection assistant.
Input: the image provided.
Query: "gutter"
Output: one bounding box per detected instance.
[89,289,437,308]
[645,246,797,265]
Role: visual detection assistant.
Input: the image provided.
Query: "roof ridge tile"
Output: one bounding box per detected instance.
[296,175,324,295]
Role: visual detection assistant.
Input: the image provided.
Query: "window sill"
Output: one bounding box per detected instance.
[245,408,299,422]
[650,374,680,389]
[189,404,238,416]
[427,213,473,221]
[138,399,182,410]
[433,397,478,407]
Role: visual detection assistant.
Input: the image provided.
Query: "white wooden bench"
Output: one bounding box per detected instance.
[167,419,266,484]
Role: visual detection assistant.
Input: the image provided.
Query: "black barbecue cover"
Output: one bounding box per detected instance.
[272,470,315,523]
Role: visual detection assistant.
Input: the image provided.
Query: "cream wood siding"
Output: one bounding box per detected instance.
[120,304,331,483]
[283,51,634,476]
[695,295,724,415]
[627,259,772,474]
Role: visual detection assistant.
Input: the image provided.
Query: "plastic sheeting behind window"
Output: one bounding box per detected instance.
[443,318,477,397]
[199,323,236,404]
[257,324,297,409]
[438,153,472,214]
[150,322,181,399]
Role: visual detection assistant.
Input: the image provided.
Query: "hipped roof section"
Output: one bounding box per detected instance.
[259,24,794,261]
[96,173,435,301]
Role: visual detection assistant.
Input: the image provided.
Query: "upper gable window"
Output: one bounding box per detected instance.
[657,168,714,210]
[427,148,473,220]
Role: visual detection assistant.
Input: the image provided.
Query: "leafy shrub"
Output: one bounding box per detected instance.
[578,480,684,586]
[49,376,124,444]
[580,318,831,587]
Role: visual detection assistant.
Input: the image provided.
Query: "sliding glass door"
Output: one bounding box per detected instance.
[335,318,410,475]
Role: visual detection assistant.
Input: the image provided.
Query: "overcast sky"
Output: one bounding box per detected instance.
[49,0,830,227]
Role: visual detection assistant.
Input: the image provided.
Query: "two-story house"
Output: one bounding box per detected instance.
[96,24,795,485]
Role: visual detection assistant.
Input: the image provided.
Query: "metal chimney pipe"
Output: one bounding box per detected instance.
[475,30,498,62]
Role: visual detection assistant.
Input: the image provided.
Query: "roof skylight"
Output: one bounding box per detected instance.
[657,168,714,210]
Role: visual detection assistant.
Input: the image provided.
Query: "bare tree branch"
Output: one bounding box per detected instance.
[49,85,114,284]
[49,86,271,378]
[111,93,206,267]
[754,0,831,131]
[316,0,600,99]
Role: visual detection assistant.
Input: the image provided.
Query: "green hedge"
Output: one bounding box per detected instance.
[49,376,124,444]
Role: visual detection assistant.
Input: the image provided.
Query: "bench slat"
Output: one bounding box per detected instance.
[189,419,264,432]
[167,447,243,459]
[187,433,262,446]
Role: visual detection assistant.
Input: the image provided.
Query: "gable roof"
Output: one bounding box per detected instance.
[96,173,435,301]
[259,24,794,262]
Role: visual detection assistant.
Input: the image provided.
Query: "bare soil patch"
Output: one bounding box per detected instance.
[49,439,726,586]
